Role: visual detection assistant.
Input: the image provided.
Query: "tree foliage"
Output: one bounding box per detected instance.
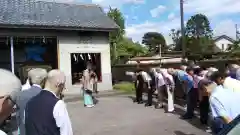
[107,7,125,44]
[169,29,181,51]
[184,14,214,54]
[186,14,213,38]
[107,7,149,64]
[142,32,166,54]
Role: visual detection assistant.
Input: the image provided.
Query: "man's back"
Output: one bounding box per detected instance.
[25,90,60,135]
[15,85,42,135]
[210,85,240,120]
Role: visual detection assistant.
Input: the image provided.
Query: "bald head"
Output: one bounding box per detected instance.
[46,70,66,86]
[0,69,21,97]
[28,68,47,86]
[45,70,66,96]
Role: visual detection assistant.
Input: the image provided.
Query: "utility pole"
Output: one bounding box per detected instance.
[180,0,185,58]
[159,44,162,67]
[236,24,240,41]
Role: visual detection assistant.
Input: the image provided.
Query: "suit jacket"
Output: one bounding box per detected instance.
[15,85,42,135]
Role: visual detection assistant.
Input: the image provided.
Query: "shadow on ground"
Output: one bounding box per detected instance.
[174,130,196,135]
[127,95,208,133]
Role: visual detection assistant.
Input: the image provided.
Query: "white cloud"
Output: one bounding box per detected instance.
[184,0,240,17]
[150,5,166,18]
[41,0,75,2]
[126,18,238,45]
[213,19,237,39]
[91,0,144,7]
[126,17,180,45]
[167,13,175,20]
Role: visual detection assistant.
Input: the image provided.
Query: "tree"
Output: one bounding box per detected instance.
[107,7,125,43]
[116,38,149,63]
[169,29,181,51]
[107,7,150,64]
[186,14,212,38]
[142,32,166,54]
[107,7,125,63]
[185,14,214,53]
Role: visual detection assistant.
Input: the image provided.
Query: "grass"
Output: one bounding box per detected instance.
[113,82,135,94]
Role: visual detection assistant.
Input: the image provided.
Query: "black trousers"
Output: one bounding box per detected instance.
[147,85,154,105]
[186,88,198,117]
[136,86,143,102]
[200,96,209,125]
[211,117,226,134]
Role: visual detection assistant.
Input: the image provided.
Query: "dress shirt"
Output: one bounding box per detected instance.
[22,79,31,91]
[141,71,151,82]
[193,75,204,88]
[47,90,73,135]
[236,68,240,80]
[0,130,7,135]
[223,77,240,92]
[156,73,165,88]
[32,84,41,88]
[24,90,73,135]
[210,85,240,120]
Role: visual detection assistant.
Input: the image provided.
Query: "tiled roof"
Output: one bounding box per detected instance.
[0,0,118,31]
[213,35,235,43]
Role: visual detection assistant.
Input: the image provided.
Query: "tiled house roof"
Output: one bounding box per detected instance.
[0,0,118,31]
[213,35,235,43]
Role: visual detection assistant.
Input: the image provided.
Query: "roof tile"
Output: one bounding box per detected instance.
[0,0,119,31]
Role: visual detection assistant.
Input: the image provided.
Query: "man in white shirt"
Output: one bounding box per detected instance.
[155,68,166,109]
[25,70,73,135]
[209,71,240,134]
[0,69,22,135]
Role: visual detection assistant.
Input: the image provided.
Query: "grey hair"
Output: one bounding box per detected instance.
[47,70,66,87]
[180,65,187,71]
[28,68,48,85]
[205,70,215,79]
[0,69,21,97]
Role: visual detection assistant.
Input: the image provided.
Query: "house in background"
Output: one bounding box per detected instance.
[213,35,235,52]
[0,0,118,94]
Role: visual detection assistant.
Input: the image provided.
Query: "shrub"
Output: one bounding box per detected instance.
[113,82,135,93]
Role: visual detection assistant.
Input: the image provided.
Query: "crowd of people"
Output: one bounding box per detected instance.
[0,62,240,135]
[0,68,73,135]
[0,61,99,135]
[133,64,240,134]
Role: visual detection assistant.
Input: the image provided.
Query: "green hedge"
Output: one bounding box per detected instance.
[113,82,135,93]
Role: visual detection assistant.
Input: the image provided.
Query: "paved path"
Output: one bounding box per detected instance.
[68,95,210,135]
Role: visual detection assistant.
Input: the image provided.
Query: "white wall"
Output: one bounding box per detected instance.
[58,34,112,95]
[215,38,233,52]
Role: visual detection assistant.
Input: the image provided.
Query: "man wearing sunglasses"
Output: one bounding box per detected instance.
[0,69,22,135]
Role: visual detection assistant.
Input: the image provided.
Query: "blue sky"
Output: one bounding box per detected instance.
[53,0,240,44]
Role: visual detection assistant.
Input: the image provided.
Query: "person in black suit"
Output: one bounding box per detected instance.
[146,68,156,107]
[135,69,144,104]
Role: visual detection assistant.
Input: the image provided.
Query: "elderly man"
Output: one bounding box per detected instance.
[209,71,240,134]
[162,68,175,112]
[25,70,73,135]
[155,68,166,109]
[146,68,157,107]
[0,69,22,135]
[14,68,47,135]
